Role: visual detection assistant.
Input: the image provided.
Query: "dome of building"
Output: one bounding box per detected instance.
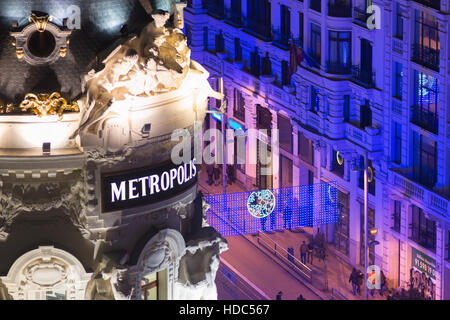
[0,0,152,104]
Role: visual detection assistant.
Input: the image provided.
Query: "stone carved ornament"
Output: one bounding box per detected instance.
[84,256,130,300]
[141,239,174,275]
[174,227,229,300]
[72,10,192,138]
[0,179,90,240]
[1,246,92,300]
[171,201,189,219]
[201,195,210,228]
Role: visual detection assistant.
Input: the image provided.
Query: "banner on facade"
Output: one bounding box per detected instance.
[411,247,436,280]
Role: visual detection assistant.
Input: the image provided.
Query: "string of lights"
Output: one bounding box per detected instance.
[205,182,339,237]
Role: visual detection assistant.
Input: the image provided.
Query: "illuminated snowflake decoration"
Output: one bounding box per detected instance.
[247,189,276,219]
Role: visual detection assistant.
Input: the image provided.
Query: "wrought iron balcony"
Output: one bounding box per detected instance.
[328,1,352,18]
[410,104,438,134]
[310,0,321,12]
[353,7,371,27]
[291,38,303,48]
[243,17,272,41]
[326,62,351,75]
[351,65,375,88]
[413,0,440,10]
[412,44,440,71]
[225,8,242,26]
[307,49,321,67]
[272,27,290,48]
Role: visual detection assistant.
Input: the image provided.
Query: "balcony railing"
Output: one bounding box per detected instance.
[307,49,321,67]
[328,2,352,17]
[352,65,375,88]
[410,105,438,134]
[310,0,321,12]
[353,7,371,27]
[345,122,383,152]
[225,8,242,26]
[243,17,272,41]
[326,62,351,75]
[412,44,440,71]
[291,38,303,48]
[390,169,448,219]
[413,0,440,10]
[272,27,290,48]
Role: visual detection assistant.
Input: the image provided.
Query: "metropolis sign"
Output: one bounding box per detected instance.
[102,158,198,212]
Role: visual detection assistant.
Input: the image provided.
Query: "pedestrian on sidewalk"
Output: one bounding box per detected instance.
[349,268,358,296]
[213,164,221,186]
[300,241,307,265]
[283,202,292,230]
[276,291,283,300]
[356,269,364,295]
[206,163,214,185]
[307,239,314,265]
[226,164,235,185]
[379,270,388,296]
[270,208,276,231]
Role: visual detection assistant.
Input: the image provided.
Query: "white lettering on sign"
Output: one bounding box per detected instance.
[138,176,149,196]
[109,159,197,203]
[111,181,126,202]
[128,179,139,199]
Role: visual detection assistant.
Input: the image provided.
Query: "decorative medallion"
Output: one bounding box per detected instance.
[247,189,276,219]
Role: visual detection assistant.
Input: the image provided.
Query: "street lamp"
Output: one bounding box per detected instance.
[352,151,369,300]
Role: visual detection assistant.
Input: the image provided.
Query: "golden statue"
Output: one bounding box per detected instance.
[0,92,79,120]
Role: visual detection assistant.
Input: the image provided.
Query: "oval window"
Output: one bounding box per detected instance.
[27,30,56,58]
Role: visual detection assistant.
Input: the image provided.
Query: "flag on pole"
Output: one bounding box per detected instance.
[289,44,304,81]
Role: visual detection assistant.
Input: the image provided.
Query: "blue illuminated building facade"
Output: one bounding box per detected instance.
[184,0,449,299]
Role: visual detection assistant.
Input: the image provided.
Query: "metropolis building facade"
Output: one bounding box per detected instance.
[0,0,228,300]
[184,0,450,299]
